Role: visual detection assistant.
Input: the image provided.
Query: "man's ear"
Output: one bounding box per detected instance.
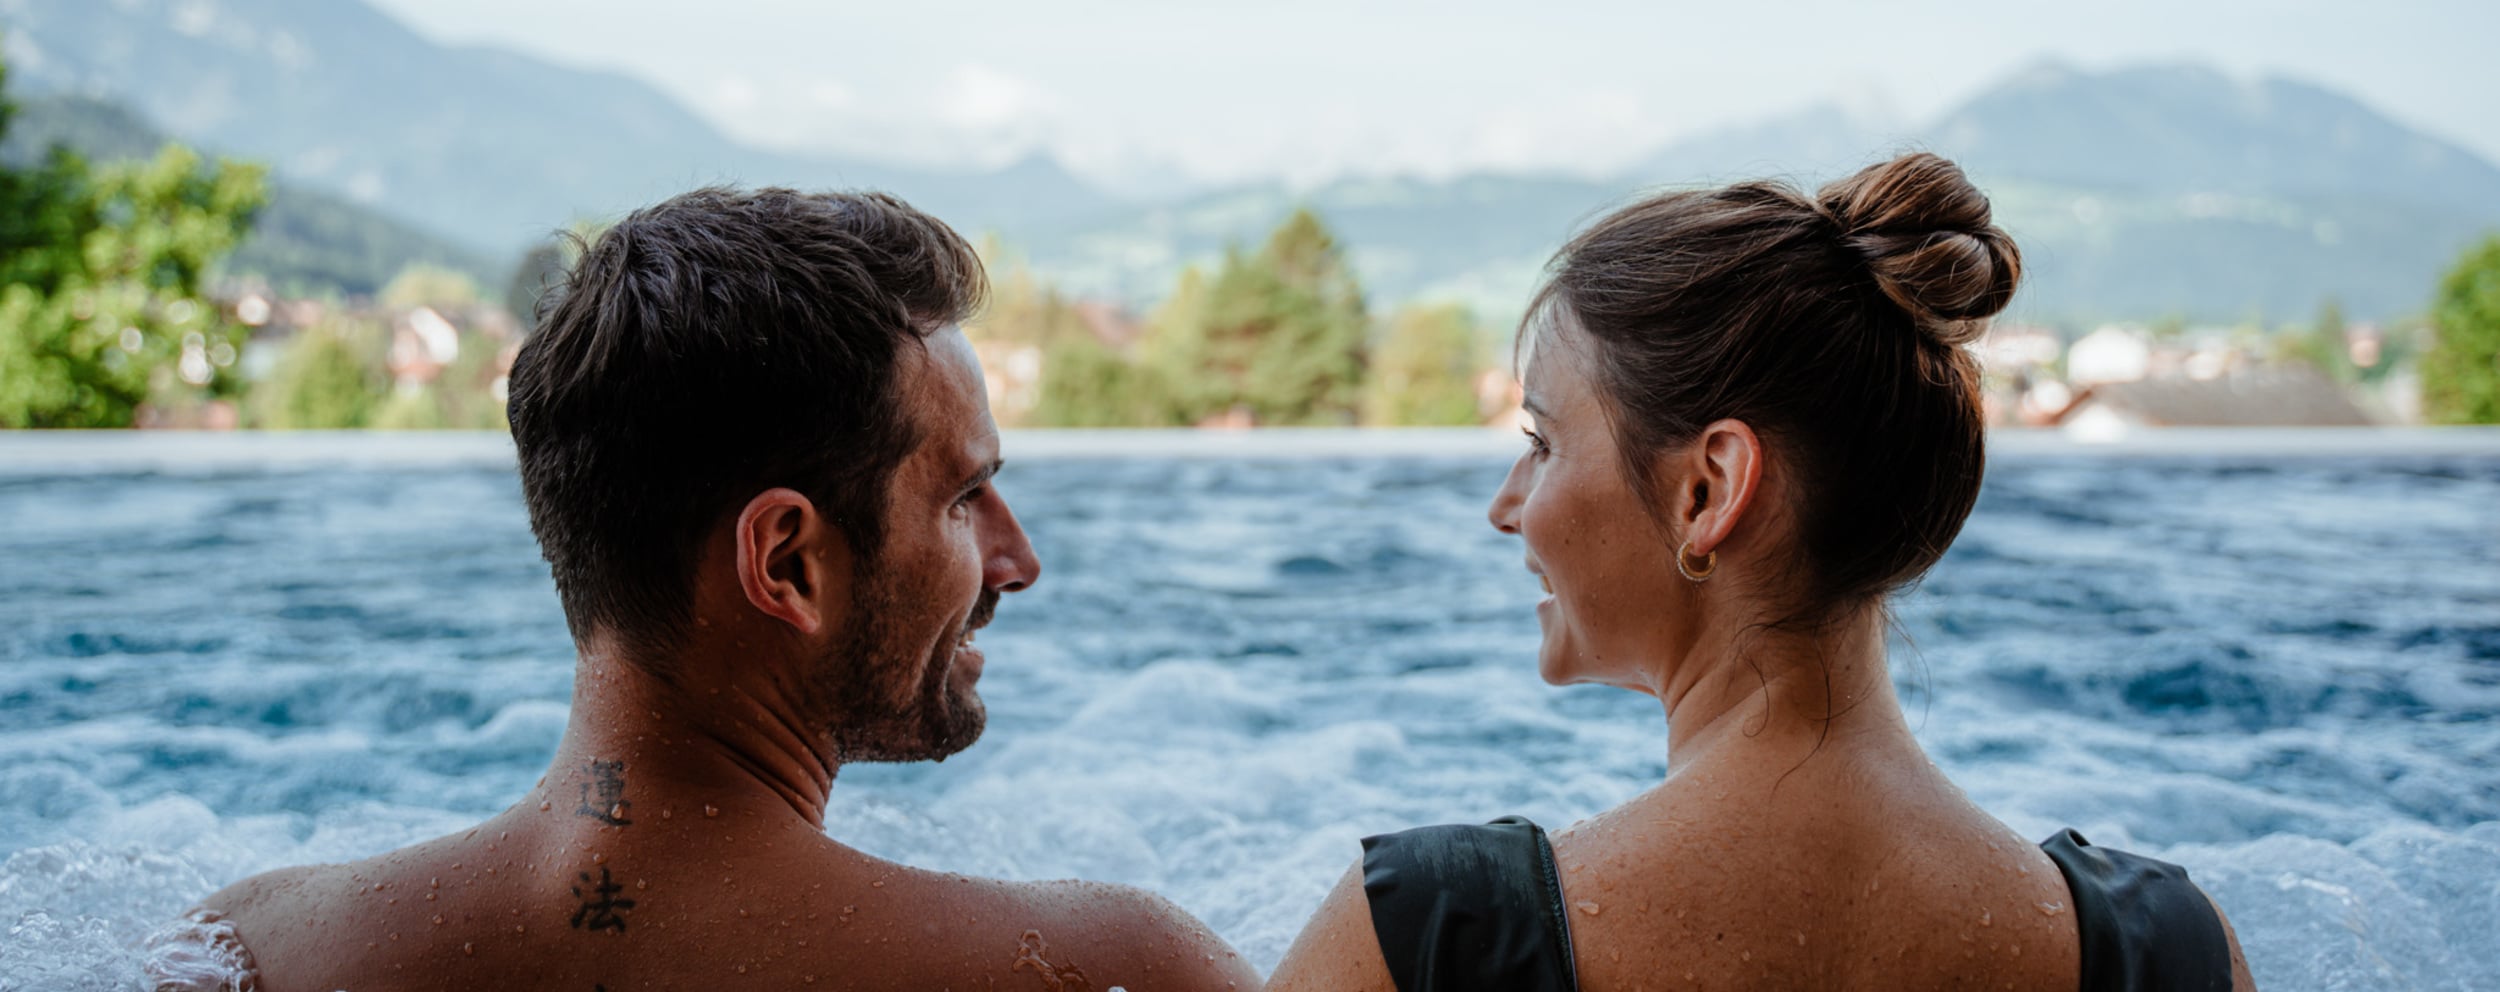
[734,488,847,636]
[1669,418,1765,557]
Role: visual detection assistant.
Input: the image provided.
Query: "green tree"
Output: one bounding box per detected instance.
[2276,297,2354,383]
[1030,332,1173,427]
[246,314,386,429]
[1363,303,1486,426]
[0,49,265,427]
[1151,209,1369,425]
[2422,235,2500,424]
[381,263,481,311]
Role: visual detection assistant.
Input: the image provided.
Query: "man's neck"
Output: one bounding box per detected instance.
[532,643,841,832]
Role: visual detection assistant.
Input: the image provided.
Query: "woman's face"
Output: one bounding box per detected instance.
[1487,322,1692,695]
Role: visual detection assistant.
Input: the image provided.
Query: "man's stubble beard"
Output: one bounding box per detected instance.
[815,556,995,765]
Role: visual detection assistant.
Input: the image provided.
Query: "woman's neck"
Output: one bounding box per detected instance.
[1654,607,1913,775]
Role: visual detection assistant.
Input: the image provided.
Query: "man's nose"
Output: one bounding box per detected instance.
[983,497,1041,593]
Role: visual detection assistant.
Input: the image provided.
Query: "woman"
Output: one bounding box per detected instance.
[1269,153,2255,991]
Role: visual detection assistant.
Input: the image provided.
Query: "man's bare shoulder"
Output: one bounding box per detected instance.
[190,860,367,992]
[885,868,1258,992]
[196,861,334,931]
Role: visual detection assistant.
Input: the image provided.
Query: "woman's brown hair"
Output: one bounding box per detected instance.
[1530,152,2021,624]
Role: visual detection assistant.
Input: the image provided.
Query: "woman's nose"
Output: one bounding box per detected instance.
[1487,457,1528,535]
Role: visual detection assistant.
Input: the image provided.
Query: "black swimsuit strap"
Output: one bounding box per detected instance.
[2038,828,2234,991]
[1361,816,1579,992]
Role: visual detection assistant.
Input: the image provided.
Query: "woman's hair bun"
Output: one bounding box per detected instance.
[1816,152,2022,346]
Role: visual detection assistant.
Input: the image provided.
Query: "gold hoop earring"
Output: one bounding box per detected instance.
[1675,541,1717,583]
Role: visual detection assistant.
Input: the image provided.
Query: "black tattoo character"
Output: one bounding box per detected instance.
[575,759,633,826]
[570,866,636,933]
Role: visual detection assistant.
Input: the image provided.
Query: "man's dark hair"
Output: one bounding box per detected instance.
[507,187,987,665]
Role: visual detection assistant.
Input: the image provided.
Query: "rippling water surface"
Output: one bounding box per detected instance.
[2,437,2496,989]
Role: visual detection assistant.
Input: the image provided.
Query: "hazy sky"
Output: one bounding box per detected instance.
[366,0,2500,186]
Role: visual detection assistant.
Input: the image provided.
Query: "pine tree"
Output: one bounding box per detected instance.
[1155,208,1370,425]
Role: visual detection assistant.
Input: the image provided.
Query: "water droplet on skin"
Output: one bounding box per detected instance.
[1980,908,1993,927]
[637,879,648,890]
[1740,951,1751,962]
[739,909,750,918]
[429,877,439,889]
[462,943,474,957]
[371,883,386,892]
[2037,901,2065,916]
[705,805,721,818]
[1574,900,1601,916]
[515,925,526,934]
[592,852,606,864]
[424,893,435,902]
[539,800,551,811]
[431,915,444,926]
[661,808,673,820]
[610,803,627,820]
[1795,932,1807,946]
[2011,943,2022,957]
[872,880,885,889]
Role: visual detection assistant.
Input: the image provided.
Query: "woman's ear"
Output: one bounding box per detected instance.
[733,488,846,636]
[1674,419,1764,556]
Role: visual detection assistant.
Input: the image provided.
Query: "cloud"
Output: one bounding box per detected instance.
[937,63,1058,132]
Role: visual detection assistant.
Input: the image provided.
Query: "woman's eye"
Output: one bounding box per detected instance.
[1521,427,1550,456]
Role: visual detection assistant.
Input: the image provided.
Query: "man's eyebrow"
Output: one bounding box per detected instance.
[957,458,1004,492]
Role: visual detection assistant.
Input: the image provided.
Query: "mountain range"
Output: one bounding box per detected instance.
[4,0,2497,323]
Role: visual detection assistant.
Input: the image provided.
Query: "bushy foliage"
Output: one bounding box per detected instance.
[0,54,266,427]
[2422,235,2500,424]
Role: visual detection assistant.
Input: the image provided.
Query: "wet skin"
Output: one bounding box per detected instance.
[1268,317,2254,991]
[196,328,1257,992]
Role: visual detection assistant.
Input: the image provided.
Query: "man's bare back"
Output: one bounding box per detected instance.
[206,794,1246,991]
[184,189,1257,992]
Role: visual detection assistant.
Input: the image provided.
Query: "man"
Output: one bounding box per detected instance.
[193,188,1257,991]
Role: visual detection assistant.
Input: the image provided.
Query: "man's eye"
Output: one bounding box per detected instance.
[956,486,987,508]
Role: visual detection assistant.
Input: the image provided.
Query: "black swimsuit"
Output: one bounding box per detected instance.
[1362,818,2232,992]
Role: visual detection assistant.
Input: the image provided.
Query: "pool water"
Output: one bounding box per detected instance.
[1,440,2496,989]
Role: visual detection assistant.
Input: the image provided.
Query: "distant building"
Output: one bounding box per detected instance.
[2054,365,2373,438]
[2066,324,2153,386]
